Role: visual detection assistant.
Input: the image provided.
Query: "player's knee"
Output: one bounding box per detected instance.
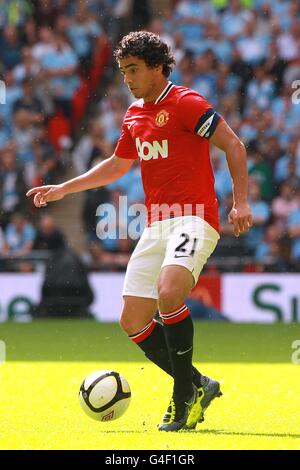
[158,287,183,313]
[119,312,134,335]
[119,309,142,336]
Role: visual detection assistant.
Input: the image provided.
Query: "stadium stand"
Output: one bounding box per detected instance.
[0,0,300,274]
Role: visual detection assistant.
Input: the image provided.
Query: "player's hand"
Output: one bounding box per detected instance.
[26,184,66,208]
[228,202,253,237]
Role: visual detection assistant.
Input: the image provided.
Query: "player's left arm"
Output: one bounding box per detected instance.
[210,120,253,237]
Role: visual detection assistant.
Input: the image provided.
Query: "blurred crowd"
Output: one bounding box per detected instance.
[1,0,300,273]
[0,0,113,270]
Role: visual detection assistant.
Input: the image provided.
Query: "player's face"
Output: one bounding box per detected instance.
[119,56,165,102]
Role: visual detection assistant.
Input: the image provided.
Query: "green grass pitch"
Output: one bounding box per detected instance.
[0,320,299,450]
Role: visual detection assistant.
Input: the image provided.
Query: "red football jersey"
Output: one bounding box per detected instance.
[114,82,223,232]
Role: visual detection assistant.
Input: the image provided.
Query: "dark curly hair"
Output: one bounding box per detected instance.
[114,31,176,77]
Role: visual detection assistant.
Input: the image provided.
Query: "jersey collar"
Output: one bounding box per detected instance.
[154,81,174,105]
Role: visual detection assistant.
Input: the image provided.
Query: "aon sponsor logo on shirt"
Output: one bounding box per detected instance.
[136,138,168,160]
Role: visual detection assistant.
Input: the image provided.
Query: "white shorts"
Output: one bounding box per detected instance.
[122,216,220,299]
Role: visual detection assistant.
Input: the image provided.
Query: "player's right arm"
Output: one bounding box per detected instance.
[26,154,135,208]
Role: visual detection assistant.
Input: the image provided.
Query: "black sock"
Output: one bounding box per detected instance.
[160,304,194,400]
[129,317,202,388]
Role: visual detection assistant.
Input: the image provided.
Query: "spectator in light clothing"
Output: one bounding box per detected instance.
[255,224,282,260]
[0,70,22,125]
[0,145,28,227]
[12,46,40,84]
[40,33,79,118]
[211,150,232,201]
[0,115,11,150]
[67,2,102,69]
[244,180,270,253]
[245,64,275,111]
[221,0,253,40]
[174,0,217,52]
[12,108,35,185]
[274,138,300,184]
[272,181,298,235]
[271,86,300,138]
[236,19,267,66]
[2,213,35,257]
[31,27,55,63]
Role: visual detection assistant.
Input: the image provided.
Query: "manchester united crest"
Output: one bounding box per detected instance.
[155,109,169,127]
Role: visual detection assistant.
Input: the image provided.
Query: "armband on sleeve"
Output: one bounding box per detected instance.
[194,109,221,139]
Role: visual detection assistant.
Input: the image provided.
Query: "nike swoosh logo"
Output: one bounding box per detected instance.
[177,347,192,356]
[174,254,189,258]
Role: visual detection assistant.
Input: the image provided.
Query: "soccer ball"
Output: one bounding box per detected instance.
[79,370,131,421]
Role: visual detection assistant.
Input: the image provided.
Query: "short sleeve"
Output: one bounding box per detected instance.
[114,120,139,160]
[178,92,223,139]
